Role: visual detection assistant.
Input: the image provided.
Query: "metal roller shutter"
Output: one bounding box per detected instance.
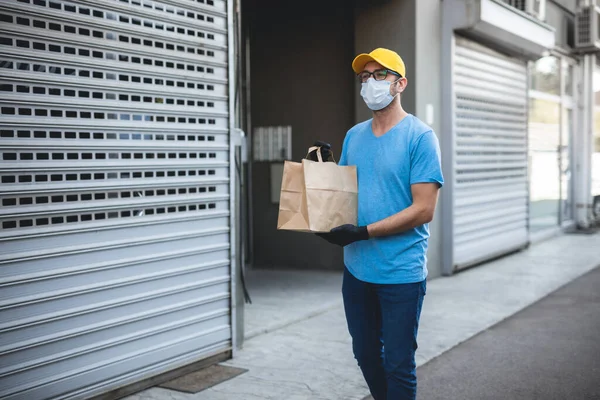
[452,36,529,269]
[0,0,233,399]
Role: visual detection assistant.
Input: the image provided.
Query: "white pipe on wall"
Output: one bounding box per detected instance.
[575,53,595,229]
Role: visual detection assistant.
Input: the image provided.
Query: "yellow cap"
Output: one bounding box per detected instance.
[351,48,406,77]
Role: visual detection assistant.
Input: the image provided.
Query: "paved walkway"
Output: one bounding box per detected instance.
[124,232,600,400]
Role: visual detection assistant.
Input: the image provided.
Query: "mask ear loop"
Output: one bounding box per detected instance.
[391,76,404,96]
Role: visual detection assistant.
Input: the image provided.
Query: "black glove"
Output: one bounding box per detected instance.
[308,140,333,162]
[316,224,369,247]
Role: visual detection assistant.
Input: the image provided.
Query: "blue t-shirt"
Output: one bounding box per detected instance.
[339,114,444,284]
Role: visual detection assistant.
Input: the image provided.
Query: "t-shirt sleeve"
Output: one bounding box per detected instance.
[410,130,444,187]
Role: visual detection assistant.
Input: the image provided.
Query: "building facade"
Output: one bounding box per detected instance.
[242,0,597,277]
[0,0,598,398]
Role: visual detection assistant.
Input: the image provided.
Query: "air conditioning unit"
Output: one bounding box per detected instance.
[575,4,600,52]
[504,0,546,21]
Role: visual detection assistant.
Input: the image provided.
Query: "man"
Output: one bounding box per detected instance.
[317,48,444,400]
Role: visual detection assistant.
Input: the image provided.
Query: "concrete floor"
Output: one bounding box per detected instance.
[124,231,600,400]
[243,268,344,340]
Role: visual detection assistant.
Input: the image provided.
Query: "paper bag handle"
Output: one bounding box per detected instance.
[305,146,336,163]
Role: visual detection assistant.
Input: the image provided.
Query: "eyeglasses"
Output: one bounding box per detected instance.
[357,69,401,83]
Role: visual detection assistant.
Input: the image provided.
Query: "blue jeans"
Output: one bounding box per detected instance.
[342,267,426,400]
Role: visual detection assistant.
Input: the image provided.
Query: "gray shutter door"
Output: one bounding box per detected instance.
[452,36,529,269]
[0,1,232,399]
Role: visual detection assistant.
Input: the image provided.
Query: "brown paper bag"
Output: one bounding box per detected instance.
[277,146,358,232]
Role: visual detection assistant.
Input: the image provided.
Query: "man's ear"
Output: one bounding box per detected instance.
[397,81,403,93]
[395,79,406,95]
[401,78,408,91]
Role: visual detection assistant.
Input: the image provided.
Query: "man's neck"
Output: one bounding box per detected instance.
[371,100,409,137]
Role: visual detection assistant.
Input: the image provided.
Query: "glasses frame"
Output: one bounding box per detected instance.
[357,68,402,83]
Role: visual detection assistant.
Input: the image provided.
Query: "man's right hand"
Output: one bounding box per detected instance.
[308,141,333,162]
[316,224,369,247]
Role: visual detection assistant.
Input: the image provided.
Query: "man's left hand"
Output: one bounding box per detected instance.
[316,224,369,247]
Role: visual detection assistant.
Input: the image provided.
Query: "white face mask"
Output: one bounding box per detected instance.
[360,77,398,111]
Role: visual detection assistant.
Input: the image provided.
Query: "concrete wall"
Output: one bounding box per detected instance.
[354,0,445,278]
[415,0,444,278]
[546,0,575,51]
[354,1,417,122]
[245,0,355,270]
[549,0,576,13]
